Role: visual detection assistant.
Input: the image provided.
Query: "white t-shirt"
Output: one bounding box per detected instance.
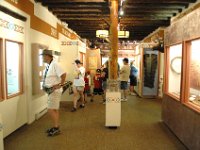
[44,60,65,88]
[73,66,85,86]
[120,65,130,81]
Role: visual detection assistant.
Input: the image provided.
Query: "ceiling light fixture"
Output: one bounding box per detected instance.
[120,9,124,16]
[118,31,130,38]
[96,30,109,38]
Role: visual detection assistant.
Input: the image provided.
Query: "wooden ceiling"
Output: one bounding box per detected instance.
[35,0,196,41]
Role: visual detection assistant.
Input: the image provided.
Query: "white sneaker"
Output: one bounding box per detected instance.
[121,98,128,102]
[131,93,136,96]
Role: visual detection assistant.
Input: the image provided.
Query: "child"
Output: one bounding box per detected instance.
[90,69,104,102]
[84,71,91,102]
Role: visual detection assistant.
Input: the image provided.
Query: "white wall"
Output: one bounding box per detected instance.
[0,6,29,137]
[0,0,84,137]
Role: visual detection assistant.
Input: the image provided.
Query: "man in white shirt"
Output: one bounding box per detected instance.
[120,58,130,102]
[71,59,85,112]
[41,49,66,136]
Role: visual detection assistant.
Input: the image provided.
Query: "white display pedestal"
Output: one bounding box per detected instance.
[105,91,121,127]
[0,114,4,150]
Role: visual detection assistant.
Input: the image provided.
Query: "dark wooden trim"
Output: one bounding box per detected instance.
[5,39,24,99]
[0,38,3,101]
[0,5,27,21]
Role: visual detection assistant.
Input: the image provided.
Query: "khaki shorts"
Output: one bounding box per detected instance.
[47,90,62,110]
[73,86,84,93]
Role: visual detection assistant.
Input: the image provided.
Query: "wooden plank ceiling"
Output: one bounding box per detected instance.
[35,0,196,42]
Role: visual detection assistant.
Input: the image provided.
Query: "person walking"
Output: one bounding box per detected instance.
[129,60,138,95]
[71,60,85,112]
[41,49,66,136]
[120,58,130,102]
[90,69,104,102]
[101,61,109,104]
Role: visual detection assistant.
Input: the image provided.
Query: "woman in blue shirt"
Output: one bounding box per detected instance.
[129,60,138,96]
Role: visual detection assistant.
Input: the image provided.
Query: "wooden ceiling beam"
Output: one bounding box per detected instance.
[57,13,173,18]
[53,10,178,15]
[124,0,196,4]
[42,3,187,8]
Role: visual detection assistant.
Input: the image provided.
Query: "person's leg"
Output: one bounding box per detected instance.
[124,89,128,99]
[78,87,85,107]
[84,91,87,103]
[48,109,59,128]
[47,92,61,136]
[130,85,133,93]
[124,82,128,99]
[71,87,78,112]
[90,93,94,102]
[120,81,124,99]
[102,81,107,104]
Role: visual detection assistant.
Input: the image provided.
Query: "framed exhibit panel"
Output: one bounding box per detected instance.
[185,39,200,109]
[79,52,86,68]
[32,43,48,95]
[165,44,182,100]
[142,48,159,96]
[0,39,3,101]
[5,40,23,99]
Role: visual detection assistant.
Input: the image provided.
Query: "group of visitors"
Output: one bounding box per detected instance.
[40,49,138,136]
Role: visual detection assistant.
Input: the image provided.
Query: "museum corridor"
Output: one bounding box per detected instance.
[0,0,200,150]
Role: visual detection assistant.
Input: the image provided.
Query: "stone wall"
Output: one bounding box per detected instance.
[165,8,200,45]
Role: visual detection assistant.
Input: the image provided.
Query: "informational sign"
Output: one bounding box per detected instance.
[6,41,21,96]
[89,56,97,69]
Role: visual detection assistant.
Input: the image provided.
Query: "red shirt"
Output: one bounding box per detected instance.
[84,77,90,90]
[93,74,102,89]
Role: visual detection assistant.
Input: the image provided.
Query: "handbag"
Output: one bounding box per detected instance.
[42,86,54,95]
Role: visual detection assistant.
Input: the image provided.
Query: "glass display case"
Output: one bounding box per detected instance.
[187,39,200,107]
[5,40,23,98]
[166,44,182,99]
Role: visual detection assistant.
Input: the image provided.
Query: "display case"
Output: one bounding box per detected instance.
[165,44,182,100]
[185,39,200,108]
[5,40,23,98]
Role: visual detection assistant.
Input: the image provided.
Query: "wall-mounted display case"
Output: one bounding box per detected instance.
[5,40,23,98]
[186,39,200,108]
[165,44,182,99]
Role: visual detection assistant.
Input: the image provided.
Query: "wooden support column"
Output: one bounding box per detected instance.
[109,0,118,80]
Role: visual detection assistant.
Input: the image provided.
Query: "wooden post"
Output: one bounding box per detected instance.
[109,0,118,80]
